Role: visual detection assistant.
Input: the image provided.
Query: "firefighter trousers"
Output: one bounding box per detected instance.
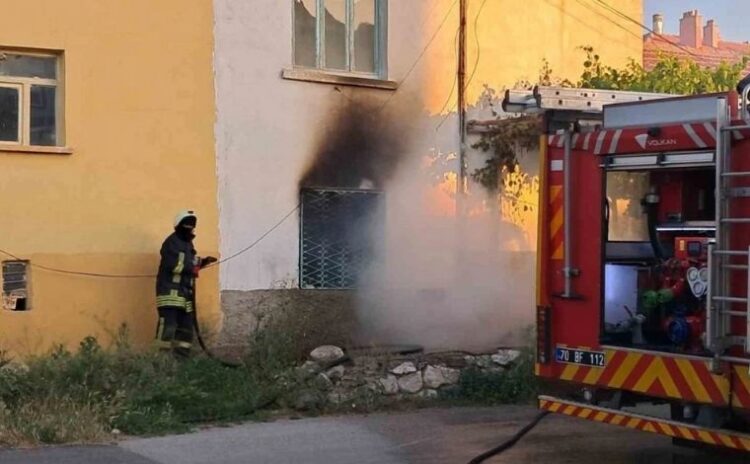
[155,306,194,358]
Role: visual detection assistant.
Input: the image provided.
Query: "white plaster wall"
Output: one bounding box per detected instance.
[214,0,460,291]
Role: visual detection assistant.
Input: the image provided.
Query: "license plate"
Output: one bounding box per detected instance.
[555,347,606,368]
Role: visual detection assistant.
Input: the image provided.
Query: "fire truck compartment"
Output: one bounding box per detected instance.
[602,167,716,354]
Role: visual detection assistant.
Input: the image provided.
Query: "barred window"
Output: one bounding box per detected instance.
[2,260,29,311]
[300,188,382,289]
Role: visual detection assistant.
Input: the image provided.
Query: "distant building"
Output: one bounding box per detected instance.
[644,10,750,72]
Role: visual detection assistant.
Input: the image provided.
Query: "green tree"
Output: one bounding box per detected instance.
[578,46,748,95]
[473,48,750,192]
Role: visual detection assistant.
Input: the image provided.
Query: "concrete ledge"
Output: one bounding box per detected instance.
[281,68,398,90]
[0,145,73,155]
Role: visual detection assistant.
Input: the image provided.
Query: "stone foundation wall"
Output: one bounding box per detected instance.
[293,345,523,411]
[214,289,357,356]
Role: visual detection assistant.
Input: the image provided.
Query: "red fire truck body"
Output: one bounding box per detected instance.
[521,87,750,450]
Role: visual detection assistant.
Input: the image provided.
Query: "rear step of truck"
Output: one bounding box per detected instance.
[539,395,750,451]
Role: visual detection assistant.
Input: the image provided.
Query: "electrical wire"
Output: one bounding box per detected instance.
[436,26,461,117]
[573,0,642,41]
[463,0,489,97]
[0,204,301,279]
[590,0,700,58]
[0,247,156,279]
[435,0,488,132]
[378,0,459,113]
[204,204,300,268]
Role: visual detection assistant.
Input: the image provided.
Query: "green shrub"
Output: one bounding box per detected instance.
[445,348,538,405]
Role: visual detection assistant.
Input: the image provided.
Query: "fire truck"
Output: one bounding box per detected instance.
[505,85,750,451]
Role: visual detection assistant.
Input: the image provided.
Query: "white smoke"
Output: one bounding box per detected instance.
[355,152,536,352]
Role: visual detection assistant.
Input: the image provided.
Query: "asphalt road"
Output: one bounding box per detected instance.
[0,406,746,464]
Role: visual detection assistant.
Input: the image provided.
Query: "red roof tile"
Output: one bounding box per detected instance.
[643,33,750,73]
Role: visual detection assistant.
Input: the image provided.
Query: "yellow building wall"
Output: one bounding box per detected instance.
[0,0,220,355]
[424,0,644,112]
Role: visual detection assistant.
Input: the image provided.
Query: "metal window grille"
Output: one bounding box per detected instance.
[300,188,382,289]
[2,260,28,311]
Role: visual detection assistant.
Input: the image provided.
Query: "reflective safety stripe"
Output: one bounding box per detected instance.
[154,339,172,349]
[155,317,165,340]
[174,341,192,349]
[173,252,185,283]
[156,295,188,308]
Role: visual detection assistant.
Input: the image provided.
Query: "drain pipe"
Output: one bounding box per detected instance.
[562,130,578,298]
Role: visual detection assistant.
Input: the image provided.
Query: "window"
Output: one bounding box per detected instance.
[300,188,383,289]
[606,171,649,242]
[2,260,29,311]
[0,51,61,147]
[294,0,385,76]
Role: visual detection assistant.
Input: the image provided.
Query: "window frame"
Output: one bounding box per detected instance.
[0,82,22,145]
[0,50,65,150]
[1,260,30,311]
[292,0,388,79]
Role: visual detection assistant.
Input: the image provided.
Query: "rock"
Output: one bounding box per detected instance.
[310,345,345,364]
[391,361,417,375]
[379,375,399,395]
[419,389,438,399]
[355,356,379,372]
[111,428,121,436]
[296,360,320,377]
[327,391,350,405]
[492,349,522,367]
[326,365,345,382]
[314,373,333,391]
[475,355,494,369]
[294,390,322,411]
[423,365,447,389]
[440,366,461,384]
[398,372,423,393]
[464,355,476,365]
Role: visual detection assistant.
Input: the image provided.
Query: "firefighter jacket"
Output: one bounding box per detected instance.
[156,233,198,311]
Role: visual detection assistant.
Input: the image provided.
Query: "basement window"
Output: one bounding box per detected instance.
[2,260,29,311]
[0,51,64,150]
[300,188,383,289]
[293,0,387,77]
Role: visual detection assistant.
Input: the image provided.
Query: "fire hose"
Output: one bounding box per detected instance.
[190,284,352,414]
[466,411,550,464]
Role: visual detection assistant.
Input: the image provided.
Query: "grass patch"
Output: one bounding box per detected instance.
[442,347,538,405]
[0,322,309,446]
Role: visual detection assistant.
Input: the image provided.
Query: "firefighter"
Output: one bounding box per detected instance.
[155,210,217,358]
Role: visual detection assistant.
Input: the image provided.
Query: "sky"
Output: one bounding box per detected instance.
[644,0,749,42]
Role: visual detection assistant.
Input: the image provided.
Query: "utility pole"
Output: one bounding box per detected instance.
[456,0,467,216]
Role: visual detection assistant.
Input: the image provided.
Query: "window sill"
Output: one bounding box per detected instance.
[281,68,398,90]
[0,145,73,155]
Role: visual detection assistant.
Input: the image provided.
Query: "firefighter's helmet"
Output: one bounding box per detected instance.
[174,210,197,228]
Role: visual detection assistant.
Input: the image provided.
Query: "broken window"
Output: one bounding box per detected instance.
[300,188,383,289]
[0,51,61,147]
[293,0,384,76]
[2,261,29,311]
